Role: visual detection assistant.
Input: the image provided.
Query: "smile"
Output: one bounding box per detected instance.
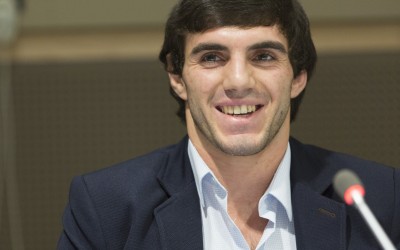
[217,105,263,115]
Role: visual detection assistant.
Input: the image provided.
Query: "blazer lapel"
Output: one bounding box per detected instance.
[290,138,347,250]
[292,183,346,250]
[154,183,203,250]
[154,137,203,250]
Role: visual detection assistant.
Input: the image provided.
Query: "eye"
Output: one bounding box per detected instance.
[198,52,226,68]
[254,53,274,62]
[201,53,222,63]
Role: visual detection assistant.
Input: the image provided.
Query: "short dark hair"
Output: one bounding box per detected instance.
[159,0,317,123]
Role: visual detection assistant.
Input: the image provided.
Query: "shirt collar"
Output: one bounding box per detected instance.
[259,144,293,221]
[188,139,292,221]
[188,139,211,208]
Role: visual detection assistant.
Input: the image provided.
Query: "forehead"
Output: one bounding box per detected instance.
[184,25,288,52]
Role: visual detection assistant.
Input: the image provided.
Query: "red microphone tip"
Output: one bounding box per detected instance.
[344,184,365,205]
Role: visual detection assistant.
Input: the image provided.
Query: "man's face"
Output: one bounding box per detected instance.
[169,26,307,156]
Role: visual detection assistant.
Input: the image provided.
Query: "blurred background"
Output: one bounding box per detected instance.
[0,0,399,249]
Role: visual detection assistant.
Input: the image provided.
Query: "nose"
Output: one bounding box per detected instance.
[222,56,255,96]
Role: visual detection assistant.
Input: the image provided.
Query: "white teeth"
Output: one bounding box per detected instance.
[234,106,241,114]
[220,105,257,115]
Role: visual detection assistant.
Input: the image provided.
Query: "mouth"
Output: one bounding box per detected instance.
[216,105,263,116]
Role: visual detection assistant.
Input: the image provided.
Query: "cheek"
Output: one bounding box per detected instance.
[184,70,221,98]
[263,71,293,100]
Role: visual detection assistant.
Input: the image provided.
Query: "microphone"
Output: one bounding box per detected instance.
[333,169,396,250]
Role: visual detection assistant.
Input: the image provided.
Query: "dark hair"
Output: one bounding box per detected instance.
[159,0,317,123]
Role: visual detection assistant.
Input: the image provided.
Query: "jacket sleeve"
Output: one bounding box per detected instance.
[57,176,107,250]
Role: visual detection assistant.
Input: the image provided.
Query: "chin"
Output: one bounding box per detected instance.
[214,135,270,156]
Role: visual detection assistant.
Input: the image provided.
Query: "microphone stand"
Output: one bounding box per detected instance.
[350,191,396,250]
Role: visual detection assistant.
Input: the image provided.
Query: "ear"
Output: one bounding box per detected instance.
[166,53,188,100]
[291,70,307,98]
[169,72,188,101]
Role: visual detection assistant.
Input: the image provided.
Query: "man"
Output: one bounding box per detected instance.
[58,0,400,249]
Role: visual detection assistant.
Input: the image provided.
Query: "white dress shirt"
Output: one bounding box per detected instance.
[188,140,297,250]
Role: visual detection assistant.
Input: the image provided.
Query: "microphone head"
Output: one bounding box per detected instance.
[333,169,365,205]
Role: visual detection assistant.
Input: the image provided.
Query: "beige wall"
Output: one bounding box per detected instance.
[8,22,399,63]
[8,0,399,62]
[20,0,176,28]
[19,0,400,28]
[301,0,400,21]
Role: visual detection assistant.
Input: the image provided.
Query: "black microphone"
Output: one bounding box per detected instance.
[333,169,396,250]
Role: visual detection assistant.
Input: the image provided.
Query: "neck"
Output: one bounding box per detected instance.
[188,119,290,249]
[188,117,290,202]
[187,114,291,249]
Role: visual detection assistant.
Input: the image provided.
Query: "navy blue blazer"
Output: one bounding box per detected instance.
[58,137,400,249]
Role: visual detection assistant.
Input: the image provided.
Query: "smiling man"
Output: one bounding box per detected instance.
[173,26,304,158]
[58,0,400,249]
[168,26,304,249]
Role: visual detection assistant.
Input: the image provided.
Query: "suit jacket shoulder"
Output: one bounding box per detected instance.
[289,137,400,249]
[58,137,203,250]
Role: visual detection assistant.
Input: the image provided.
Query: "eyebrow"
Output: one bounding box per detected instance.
[190,41,288,57]
[190,43,228,56]
[248,41,287,54]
